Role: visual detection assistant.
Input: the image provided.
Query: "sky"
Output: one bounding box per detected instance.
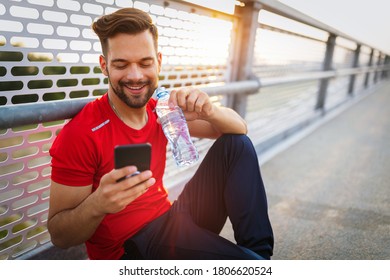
[278,0,390,55]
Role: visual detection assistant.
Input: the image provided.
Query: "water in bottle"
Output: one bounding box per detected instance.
[155,87,199,166]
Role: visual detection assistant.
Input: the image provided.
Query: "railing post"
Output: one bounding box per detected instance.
[348,44,361,96]
[315,34,336,112]
[230,0,262,117]
[374,52,382,83]
[364,48,374,88]
[382,55,389,79]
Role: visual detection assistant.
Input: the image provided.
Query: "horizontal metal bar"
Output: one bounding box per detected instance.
[152,0,237,20]
[259,23,327,44]
[255,0,372,50]
[336,65,390,76]
[0,81,260,129]
[259,71,335,88]
[259,65,390,88]
[202,80,261,96]
[0,97,96,129]
[0,65,388,130]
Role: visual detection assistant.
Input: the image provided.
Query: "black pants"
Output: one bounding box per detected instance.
[123,134,274,260]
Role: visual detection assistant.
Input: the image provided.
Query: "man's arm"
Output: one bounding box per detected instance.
[168,87,247,139]
[47,166,155,248]
[47,182,103,248]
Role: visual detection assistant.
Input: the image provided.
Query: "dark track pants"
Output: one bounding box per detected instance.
[123,134,274,260]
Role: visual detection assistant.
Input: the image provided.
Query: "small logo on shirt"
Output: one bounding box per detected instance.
[91,119,110,132]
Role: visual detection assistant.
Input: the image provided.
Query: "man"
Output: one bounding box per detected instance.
[48,8,273,260]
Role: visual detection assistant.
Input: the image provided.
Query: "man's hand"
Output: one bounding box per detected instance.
[168,87,215,121]
[92,166,156,215]
[158,86,246,139]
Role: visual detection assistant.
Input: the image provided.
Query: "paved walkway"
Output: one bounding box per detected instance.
[246,81,390,259]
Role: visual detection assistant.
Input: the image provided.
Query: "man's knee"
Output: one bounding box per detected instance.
[217,134,255,153]
[217,133,250,144]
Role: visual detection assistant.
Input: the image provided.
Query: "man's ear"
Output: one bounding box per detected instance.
[99,55,108,76]
[157,52,162,73]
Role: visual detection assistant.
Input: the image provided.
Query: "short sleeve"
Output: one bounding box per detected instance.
[50,121,97,186]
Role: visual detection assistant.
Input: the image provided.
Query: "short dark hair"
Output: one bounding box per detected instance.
[92,8,158,56]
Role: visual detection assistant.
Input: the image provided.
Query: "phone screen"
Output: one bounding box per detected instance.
[114,143,151,171]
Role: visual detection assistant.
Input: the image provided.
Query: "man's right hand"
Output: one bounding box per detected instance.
[92,166,156,215]
[47,166,155,248]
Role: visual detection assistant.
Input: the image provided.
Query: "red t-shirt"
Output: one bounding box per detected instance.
[50,94,171,260]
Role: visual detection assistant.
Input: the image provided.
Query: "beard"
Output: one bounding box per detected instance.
[107,72,156,109]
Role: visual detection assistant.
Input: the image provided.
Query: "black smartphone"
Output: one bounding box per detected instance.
[114,143,151,181]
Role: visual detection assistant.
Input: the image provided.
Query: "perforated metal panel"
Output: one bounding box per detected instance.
[254,10,327,78]
[248,13,322,144]
[247,81,319,146]
[247,11,372,146]
[0,0,235,260]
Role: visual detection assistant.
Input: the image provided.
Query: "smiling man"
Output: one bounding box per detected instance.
[47,8,273,260]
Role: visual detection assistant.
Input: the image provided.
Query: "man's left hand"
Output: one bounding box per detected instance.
[168,87,215,121]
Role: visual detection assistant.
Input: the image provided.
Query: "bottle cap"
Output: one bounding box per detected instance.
[156,87,169,99]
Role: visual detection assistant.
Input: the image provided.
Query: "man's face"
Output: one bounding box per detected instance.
[100,31,162,108]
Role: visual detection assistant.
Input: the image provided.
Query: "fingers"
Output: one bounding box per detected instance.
[114,167,154,191]
[97,167,155,213]
[112,166,138,183]
[104,166,155,195]
[118,170,155,205]
[186,91,203,112]
[122,170,155,191]
[105,166,136,183]
[169,87,212,118]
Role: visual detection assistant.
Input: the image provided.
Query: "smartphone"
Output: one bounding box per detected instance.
[114,143,151,181]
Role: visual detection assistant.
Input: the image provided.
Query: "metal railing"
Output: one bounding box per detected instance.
[2,63,389,129]
[0,0,389,260]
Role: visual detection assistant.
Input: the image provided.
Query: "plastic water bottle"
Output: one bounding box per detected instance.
[155,87,199,166]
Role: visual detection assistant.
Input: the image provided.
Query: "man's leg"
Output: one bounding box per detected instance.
[174,134,274,259]
[131,206,264,259]
[126,134,273,259]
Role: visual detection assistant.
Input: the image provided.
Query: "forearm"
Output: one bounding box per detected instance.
[206,105,247,135]
[48,168,154,249]
[188,105,247,139]
[170,87,247,138]
[48,194,105,249]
